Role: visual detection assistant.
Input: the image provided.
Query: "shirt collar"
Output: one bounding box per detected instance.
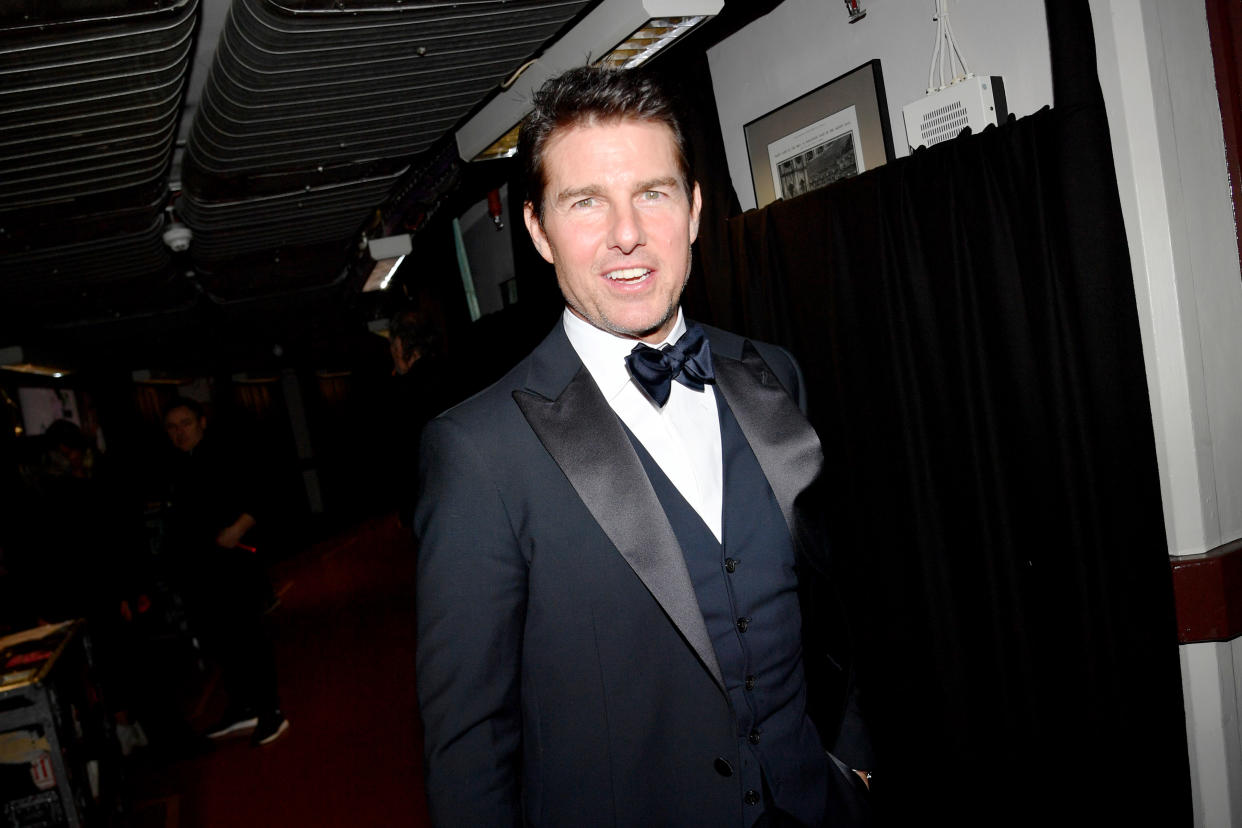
[562,307,686,402]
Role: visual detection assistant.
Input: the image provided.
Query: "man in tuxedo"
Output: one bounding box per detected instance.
[415,66,871,827]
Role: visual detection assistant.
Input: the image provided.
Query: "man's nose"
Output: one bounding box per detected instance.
[607,201,645,254]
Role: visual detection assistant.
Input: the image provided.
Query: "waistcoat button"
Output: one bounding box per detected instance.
[744,789,760,806]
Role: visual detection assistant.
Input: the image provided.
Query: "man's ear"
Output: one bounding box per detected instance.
[523,202,555,264]
[689,182,702,245]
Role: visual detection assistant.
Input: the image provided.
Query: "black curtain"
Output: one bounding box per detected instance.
[709,2,1191,824]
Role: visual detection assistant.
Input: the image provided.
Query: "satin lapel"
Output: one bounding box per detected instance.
[713,342,823,532]
[513,366,725,691]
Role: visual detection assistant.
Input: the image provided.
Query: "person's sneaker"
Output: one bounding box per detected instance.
[251,710,289,746]
[204,709,259,739]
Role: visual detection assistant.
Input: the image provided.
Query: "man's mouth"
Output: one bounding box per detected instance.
[606,267,652,283]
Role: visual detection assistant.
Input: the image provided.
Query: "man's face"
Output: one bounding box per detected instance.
[524,118,702,344]
[164,406,206,453]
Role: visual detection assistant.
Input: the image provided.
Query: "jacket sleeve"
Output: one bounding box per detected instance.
[414,414,527,827]
[764,343,876,771]
[753,342,810,416]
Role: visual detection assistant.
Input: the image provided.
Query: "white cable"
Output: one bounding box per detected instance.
[939,0,948,89]
[944,9,972,82]
[935,19,942,87]
[926,0,943,92]
[937,0,951,90]
[941,0,950,87]
[926,0,975,92]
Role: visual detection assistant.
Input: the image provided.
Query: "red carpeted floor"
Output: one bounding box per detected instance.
[129,514,430,827]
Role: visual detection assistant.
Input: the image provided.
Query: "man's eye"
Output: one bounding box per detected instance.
[572,197,596,209]
[641,190,665,201]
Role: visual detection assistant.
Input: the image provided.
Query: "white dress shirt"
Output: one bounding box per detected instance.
[563,307,724,542]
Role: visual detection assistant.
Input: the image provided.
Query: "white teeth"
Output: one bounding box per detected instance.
[607,267,650,281]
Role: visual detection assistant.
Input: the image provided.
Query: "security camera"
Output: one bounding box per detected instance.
[162,222,193,252]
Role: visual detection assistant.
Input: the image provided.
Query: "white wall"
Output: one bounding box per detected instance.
[708,0,1054,212]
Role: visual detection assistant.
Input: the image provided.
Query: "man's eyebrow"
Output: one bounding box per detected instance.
[553,185,603,204]
[636,177,680,191]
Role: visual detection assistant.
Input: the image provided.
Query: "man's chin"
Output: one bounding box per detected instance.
[569,304,676,342]
[606,309,679,342]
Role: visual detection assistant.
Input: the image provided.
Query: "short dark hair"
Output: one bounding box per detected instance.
[389,308,439,355]
[44,419,88,451]
[163,398,205,421]
[518,66,693,222]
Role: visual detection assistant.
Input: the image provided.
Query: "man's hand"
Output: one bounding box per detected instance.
[119,595,152,622]
[216,513,257,548]
[854,769,871,790]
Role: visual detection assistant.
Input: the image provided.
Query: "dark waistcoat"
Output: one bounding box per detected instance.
[627,390,831,827]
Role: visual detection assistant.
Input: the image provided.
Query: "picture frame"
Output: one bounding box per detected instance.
[744,60,894,209]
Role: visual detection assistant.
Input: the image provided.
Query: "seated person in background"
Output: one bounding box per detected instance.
[8,420,141,627]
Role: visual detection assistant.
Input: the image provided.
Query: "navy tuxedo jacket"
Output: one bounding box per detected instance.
[414,321,871,827]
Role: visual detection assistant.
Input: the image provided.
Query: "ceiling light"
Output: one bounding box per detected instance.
[0,346,72,378]
[473,15,707,162]
[362,254,406,292]
[0,364,71,377]
[594,16,708,69]
[458,0,723,162]
[475,123,523,162]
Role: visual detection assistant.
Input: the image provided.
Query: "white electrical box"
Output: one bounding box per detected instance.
[902,75,1007,151]
[367,233,412,260]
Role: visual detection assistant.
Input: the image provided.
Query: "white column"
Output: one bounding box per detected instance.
[1090,1,1242,825]
[1180,642,1242,827]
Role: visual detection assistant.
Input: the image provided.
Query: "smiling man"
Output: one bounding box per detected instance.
[525,115,700,343]
[414,66,872,827]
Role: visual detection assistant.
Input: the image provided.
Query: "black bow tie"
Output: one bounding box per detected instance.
[624,323,715,407]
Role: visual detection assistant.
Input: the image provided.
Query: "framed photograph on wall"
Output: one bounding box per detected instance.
[744,60,894,209]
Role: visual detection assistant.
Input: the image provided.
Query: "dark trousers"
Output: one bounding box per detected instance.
[182,547,280,714]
